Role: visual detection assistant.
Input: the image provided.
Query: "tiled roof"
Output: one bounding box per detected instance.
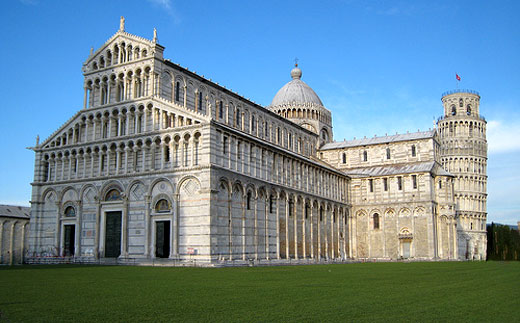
[0,205,30,219]
[342,161,452,178]
[320,130,436,150]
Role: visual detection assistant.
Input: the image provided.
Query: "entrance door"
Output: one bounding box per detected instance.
[105,211,122,258]
[63,224,75,256]
[155,221,170,258]
[402,241,411,259]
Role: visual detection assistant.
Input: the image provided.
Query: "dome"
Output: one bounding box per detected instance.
[270,65,323,107]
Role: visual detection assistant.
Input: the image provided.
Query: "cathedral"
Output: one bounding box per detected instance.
[27,19,487,265]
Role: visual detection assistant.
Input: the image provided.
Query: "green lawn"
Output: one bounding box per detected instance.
[0,262,518,322]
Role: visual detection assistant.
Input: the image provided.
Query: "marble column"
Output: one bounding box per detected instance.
[144,195,151,257]
[276,195,280,260]
[254,196,258,261]
[310,205,314,259]
[122,197,129,257]
[75,200,82,257]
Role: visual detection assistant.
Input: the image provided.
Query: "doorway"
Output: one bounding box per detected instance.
[402,240,411,259]
[155,221,170,258]
[63,224,75,256]
[105,211,122,258]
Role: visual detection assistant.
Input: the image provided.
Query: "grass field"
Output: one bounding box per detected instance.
[0,262,519,322]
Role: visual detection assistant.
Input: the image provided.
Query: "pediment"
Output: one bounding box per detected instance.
[83,31,162,73]
[39,110,84,149]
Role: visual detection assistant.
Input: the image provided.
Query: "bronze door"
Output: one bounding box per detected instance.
[105,211,122,258]
[63,224,75,256]
[155,221,170,258]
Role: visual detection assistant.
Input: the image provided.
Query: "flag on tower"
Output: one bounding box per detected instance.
[456,74,461,81]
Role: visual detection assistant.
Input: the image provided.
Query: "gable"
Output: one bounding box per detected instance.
[83,31,160,74]
[39,110,84,149]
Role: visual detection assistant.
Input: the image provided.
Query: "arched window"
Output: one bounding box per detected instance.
[466,105,471,115]
[198,91,203,112]
[183,141,189,167]
[64,206,76,217]
[321,129,328,141]
[373,213,380,229]
[451,105,456,116]
[459,98,463,107]
[117,82,124,102]
[386,147,391,159]
[175,82,180,102]
[218,101,224,119]
[155,199,171,213]
[194,133,200,166]
[342,152,347,164]
[363,150,368,162]
[101,86,107,105]
[411,145,416,157]
[164,145,170,162]
[236,109,241,127]
[105,189,122,201]
[102,121,108,138]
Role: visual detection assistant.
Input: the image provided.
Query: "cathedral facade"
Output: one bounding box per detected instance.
[27,20,487,265]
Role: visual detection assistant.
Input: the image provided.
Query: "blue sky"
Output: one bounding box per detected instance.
[1,0,519,225]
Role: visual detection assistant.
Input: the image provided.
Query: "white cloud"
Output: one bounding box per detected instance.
[147,0,180,22]
[148,0,172,10]
[19,0,38,5]
[377,7,400,16]
[487,119,520,154]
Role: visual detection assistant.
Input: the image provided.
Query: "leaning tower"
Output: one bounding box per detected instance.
[437,90,487,260]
